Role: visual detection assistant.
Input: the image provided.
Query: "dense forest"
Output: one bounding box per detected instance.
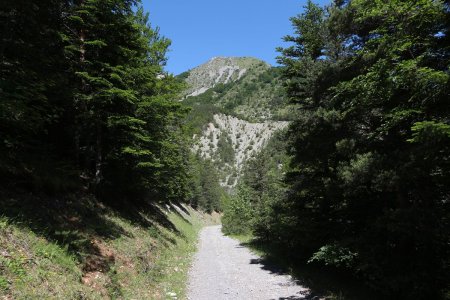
[223,0,450,299]
[0,0,199,205]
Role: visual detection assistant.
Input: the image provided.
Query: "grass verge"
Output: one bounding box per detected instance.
[0,191,218,299]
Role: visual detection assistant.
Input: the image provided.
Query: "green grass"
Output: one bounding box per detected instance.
[0,216,91,299]
[151,209,203,299]
[0,193,218,299]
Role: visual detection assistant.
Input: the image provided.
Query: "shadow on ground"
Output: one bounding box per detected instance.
[277,294,321,300]
[0,188,186,267]
[241,239,381,300]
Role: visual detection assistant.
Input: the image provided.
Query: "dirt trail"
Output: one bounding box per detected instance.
[187,225,310,300]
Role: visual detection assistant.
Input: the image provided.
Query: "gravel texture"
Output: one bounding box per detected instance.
[187,225,310,300]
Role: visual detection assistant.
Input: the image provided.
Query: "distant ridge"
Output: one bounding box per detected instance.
[181,57,269,98]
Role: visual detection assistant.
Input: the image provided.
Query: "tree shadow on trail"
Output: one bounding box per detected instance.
[240,239,381,300]
[246,253,322,300]
[247,258,323,300]
[277,294,321,300]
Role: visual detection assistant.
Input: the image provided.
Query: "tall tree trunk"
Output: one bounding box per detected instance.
[74,0,89,184]
[94,121,103,187]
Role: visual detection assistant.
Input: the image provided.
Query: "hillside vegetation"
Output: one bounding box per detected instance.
[0,190,219,299]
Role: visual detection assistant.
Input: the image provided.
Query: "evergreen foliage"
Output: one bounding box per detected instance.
[224,1,450,298]
[222,131,289,237]
[1,0,190,204]
[1,0,73,188]
[187,156,223,212]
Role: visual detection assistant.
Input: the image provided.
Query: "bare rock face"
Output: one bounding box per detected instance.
[183,57,269,98]
[193,114,289,188]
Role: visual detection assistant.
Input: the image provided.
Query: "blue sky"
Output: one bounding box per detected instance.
[142,0,330,74]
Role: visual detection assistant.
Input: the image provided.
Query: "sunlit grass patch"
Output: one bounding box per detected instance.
[0,195,218,300]
[0,216,92,299]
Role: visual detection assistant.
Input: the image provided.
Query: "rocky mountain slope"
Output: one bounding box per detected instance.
[180,57,292,190]
[181,57,294,122]
[180,57,267,98]
[193,114,288,187]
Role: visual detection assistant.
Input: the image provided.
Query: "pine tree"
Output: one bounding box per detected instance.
[0,0,74,190]
[1,0,191,204]
[65,0,187,202]
[275,0,450,297]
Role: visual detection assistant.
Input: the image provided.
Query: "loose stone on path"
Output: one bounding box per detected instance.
[187,225,311,300]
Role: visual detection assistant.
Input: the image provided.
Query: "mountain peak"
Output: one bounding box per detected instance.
[182,56,269,98]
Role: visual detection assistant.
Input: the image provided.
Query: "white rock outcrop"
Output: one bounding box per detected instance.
[193,114,289,187]
[183,57,267,98]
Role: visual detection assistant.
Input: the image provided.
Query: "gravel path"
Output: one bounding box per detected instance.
[187,225,310,300]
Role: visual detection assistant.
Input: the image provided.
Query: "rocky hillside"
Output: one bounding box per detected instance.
[180,57,292,190]
[180,57,267,98]
[193,114,288,188]
[181,57,295,122]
